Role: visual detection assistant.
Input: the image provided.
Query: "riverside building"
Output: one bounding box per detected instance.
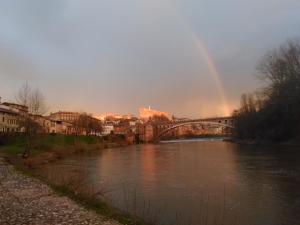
[0,100,23,133]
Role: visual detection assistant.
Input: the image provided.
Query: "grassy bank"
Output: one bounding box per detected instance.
[0,134,128,168]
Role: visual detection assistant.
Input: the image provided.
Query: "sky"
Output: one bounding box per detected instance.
[0,0,300,118]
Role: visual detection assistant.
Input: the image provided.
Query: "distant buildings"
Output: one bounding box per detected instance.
[0,98,101,136]
[99,113,140,136]
[49,111,102,135]
[139,106,172,121]
[0,97,233,142]
[49,111,80,123]
[102,123,114,136]
[97,113,135,122]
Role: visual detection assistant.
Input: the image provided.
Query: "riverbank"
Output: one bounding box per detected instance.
[0,134,150,225]
[0,134,130,169]
[0,157,122,225]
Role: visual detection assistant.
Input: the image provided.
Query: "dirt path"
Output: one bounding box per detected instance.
[0,158,121,225]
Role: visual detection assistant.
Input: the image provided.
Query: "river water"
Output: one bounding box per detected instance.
[38,139,300,225]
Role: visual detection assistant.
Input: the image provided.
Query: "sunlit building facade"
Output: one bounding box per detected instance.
[0,107,19,133]
[139,106,171,121]
[49,111,80,123]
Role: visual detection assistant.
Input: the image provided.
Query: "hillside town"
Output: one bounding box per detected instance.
[0,97,232,143]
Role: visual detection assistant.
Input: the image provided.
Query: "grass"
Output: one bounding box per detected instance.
[0,136,26,155]
[0,134,113,155]
[0,134,128,169]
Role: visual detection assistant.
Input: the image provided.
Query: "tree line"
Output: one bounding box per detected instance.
[233,40,300,142]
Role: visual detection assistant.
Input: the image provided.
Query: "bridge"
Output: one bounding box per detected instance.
[152,117,235,142]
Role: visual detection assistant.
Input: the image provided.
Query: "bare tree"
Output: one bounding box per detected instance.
[234,39,300,141]
[29,88,47,116]
[16,83,47,116]
[16,82,48,158]
[74,113,102,136]
[73,113,88,136]
[88,118,102,136]
[16,82,31,108]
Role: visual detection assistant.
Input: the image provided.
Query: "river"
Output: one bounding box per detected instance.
[38,139,300,225]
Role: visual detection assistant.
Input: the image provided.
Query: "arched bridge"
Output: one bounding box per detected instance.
[153,117,235,141]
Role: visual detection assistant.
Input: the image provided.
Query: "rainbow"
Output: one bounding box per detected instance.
[164,0,231,116]
[191,34,231,116]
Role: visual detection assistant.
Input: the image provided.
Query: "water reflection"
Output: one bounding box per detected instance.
[37,140,300,225]
[231,144,300,225]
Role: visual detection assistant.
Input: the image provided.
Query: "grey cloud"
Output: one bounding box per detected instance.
[0,0,300,117]
[0,46,37,80]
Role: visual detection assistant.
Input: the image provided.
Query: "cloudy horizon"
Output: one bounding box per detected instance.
[1,0,300,118]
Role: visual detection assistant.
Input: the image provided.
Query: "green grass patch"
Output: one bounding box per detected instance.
[0,136,26,155]
[0,134,103,156]
[2,144,24,155]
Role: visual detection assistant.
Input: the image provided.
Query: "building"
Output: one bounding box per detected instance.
[49,111,102,135]
[33,115,73,134]
[139,106,171,121]
[0,99,24,133]
[1,102,28,114]
[47,120,75,135]
[102,124,114,136]
[97,113,135,122]
[49,111,80,123]
[32,115,52,133]
[113,121,131,135]
[136,122,154,143]
[0,106,20,133]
